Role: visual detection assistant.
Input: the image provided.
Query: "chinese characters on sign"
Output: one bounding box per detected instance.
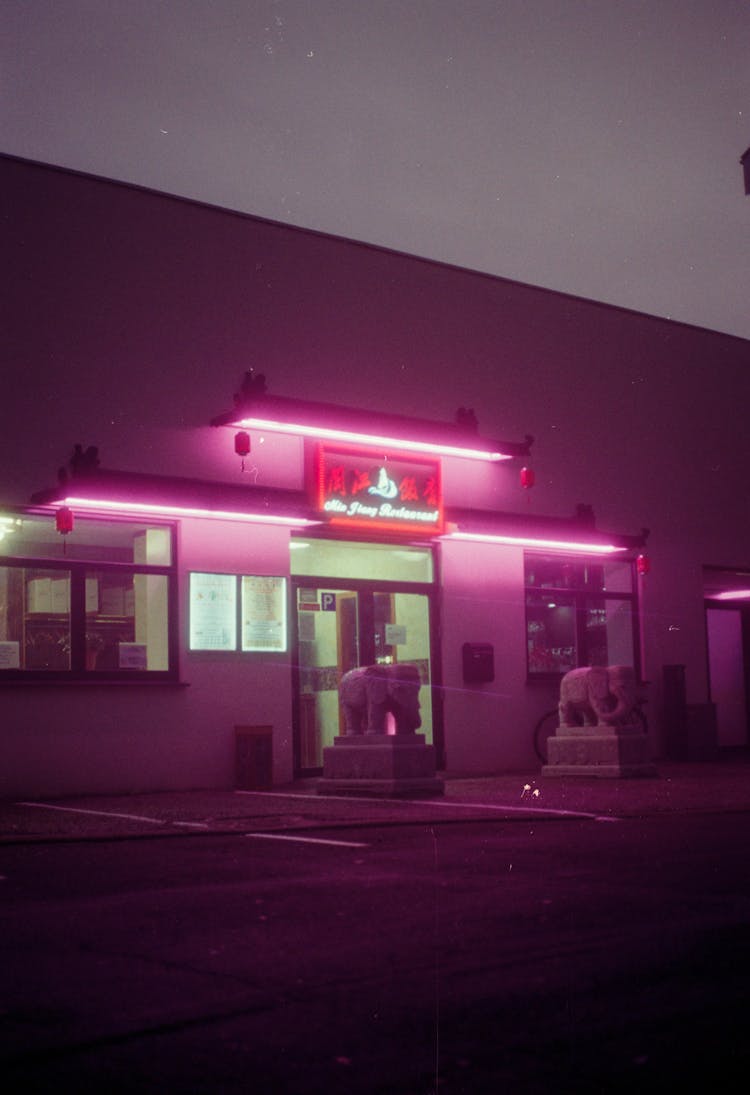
[315,445,443,533]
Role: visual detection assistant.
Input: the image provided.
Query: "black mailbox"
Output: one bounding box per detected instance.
[462,642,495,683]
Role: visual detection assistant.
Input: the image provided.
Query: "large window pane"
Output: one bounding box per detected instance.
[525,551,637,677]
[599,560,634,593]
[524,555,580,590]
[524,554,634,594]
[0,566,71,671]
[585,598,634,668]
[86,571,169,671]
[0,566,22,668]
[1,511,172,565]
[291,538,433,583]
[526,592,577,675]
[1,514,175,678]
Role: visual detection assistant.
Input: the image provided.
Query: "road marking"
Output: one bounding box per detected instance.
[16,802,165,824]
[15,802,212,830]
[414,799,615,822]
[245,833,369,848]
[236,789,614,822]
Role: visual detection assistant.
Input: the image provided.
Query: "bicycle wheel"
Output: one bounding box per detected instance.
[533,708,559,764]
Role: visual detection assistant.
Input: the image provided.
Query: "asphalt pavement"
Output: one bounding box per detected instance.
[2,754,749,844]
[3,759,750,1094]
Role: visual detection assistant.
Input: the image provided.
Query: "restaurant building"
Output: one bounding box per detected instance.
[1,153,748,796]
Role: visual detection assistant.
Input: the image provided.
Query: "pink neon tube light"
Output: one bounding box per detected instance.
[234,416,511,462]
[444,531,627,555]
[59,497,321,528]
[711,589,750,601]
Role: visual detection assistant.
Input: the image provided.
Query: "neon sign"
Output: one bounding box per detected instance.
[315,445,443,534]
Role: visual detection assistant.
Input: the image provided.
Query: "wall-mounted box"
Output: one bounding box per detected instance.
[462,642,495,683]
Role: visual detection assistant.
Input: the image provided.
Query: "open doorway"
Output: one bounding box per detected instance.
[293,582,437,772]
[290,536,440,774]
[704,566,750,749]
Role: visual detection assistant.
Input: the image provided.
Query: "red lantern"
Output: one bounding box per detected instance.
[55,506,74,535]
[636,554,650,576]
[520,467,535,490]
[55,506,74,553]
[234,430,251,471]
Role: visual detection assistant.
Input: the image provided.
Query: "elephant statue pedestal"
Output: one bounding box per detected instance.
[318,734,444,798]
[543,665,656,779]
[317,662,444,797]
[542,723,657,778]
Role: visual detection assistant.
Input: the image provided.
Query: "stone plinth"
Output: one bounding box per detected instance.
[317,734,444,797]
[542,724,657,779]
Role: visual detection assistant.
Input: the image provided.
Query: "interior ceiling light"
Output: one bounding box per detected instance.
[444,530,627,555]
[56,497,321,528]
[0,516,21,541]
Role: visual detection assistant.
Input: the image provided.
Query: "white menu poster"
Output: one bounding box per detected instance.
[242,576,287,652]
[189,573,237,651]
[0,641,20,669]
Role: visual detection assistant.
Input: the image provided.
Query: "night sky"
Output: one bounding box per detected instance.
[3,1,748,341]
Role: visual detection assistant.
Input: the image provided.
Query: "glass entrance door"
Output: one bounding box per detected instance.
[294,584,436,771]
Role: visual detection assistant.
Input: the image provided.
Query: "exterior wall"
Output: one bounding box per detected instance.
[5,152,748,540]
[178,517,295,787]
[0,518,294,798]
[2,154,750,788]
[438,539,559,772]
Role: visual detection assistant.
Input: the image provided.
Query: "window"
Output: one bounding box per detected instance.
[188,573,288,653]
[290,537,434,583]
[524,554,636,678]
[0,511,176,679]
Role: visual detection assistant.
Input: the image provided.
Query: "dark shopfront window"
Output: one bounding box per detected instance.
[0,512,176,680]
[524,553,636,678]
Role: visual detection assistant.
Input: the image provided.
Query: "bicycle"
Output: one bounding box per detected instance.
[533,702,649,764]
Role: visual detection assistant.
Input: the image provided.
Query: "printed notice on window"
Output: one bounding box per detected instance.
[189,572,237,651]
[242,576,287,652]
[0,641,20,669]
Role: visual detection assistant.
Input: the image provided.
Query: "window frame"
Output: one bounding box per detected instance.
[187,572,290,655]
[0,523,178,683]
[524,553,639,682]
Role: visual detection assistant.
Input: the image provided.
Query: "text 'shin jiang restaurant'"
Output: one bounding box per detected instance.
[1,374,650,796]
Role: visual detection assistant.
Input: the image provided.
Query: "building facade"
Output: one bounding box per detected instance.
[2,154,749,796]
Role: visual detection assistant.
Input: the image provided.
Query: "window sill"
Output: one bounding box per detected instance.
[0,676,189,687]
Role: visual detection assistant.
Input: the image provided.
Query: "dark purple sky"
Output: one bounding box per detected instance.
[2,1,749,340]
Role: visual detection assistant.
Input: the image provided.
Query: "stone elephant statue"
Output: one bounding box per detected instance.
[339,663,422,736]
[558,665,639,728]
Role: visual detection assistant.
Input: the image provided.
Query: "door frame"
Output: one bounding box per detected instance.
[704,600,750,749]
[291,575,443,775]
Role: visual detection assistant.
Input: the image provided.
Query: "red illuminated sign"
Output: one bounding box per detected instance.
[315,445,443,534]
